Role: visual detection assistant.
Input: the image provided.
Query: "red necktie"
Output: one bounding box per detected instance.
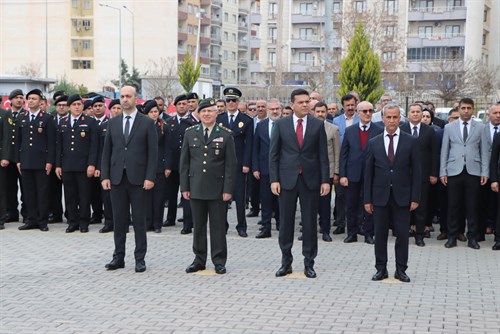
[296,119,303,174]
[388,134,395,166]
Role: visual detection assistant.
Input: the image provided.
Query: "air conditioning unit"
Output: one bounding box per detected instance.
[434,21,442,27]
[76,27,81,32]
[291,48,296,54]
[85,26,90,30]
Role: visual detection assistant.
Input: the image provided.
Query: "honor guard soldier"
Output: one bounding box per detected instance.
[181,98,237,274]
[15,89,56,231]
[216,87,253,237]
[55,95,99,233]
[164,94,199,233]
[0,108,13,229]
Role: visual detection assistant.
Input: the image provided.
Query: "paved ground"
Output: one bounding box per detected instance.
[1,207,499,334]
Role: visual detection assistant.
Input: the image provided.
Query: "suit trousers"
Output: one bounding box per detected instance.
[477,182,496,239]
[373,191,410,272]
[90,177,103,220]
[21,169,49,227]
[318,178,333,234]
[62,171,91,228]
[447,169,480,240]
[102,189,113,229]
[259,174,279,231]
[165,170,180,224]
[0,166,6,218]
[48,170,63,218]
[346,181,374,237]
[6,163,24,218]
[110,170,147,262]
[249,174,260,212]
[145,172,166,230]
[232,170,247,232]
[190,198,227,266]
[333,184,346,227]
[412,181,430,238]
[496,192,500,242]
[279,174,319,267]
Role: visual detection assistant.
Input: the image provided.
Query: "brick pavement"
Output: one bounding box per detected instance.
[1,208,499,334]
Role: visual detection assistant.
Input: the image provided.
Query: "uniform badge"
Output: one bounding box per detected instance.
[213,137,224,143]
[238,122,244,128]
[219,123,223,127]
[81,131,86,138]
[194,138,198,141]
[215,149,220,155]
[38,127,43,134]
[8,118,13,125]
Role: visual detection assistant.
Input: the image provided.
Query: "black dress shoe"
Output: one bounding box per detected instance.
[394,270,411,283]
[246,210,259,217]
[99,226,113,233]
[437,232,448,240]
[3,215,19,223]
[275,265,292,277]
[39,225,49,232]
[135,261,146,273]
[18,223,37,231]
[90,217,102,225]
[256,230,271,239]
[186,263,206,273]
[322,233,332,242]
[66,225,78,233]
[154,228,162,233]
[332,226,345,235]
[343,235,358,243]
[415,237,425,247]
[49,215,63,223]
[238,230,248,238]
[409,229,415,237]
[105,259,125,270]
[215,264,226,274]
[468,239,480,250]
[445,239,457,248]
[177,218,184,223]
[424,230,431,238]
[319,227,323,234]
[492,242,500,250]
[304,266,317,278]
[364,235,375,244]
[0,223,4,230]
[476,235,485,242]
[162,220,175,227]
[80,227,89,233]
[180,228,192,234]
[371,269,388,281]
[457,233,467,242]
[297,234,303,241]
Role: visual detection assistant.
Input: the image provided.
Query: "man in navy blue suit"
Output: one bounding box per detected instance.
[252,99,282,238]
[364,103,421,283]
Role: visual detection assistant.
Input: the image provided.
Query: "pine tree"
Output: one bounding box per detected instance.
[178,51,201,93]
[338,22,384,105]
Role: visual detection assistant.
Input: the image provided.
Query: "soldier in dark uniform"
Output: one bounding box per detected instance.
[187,92,199,114]
[55,95,99,233]
[0,108,13,229]
[15,89,56,231]
[181,98,237,274]
[3,89,27,223]
[164,94,199,233]
[96,99,122,233]
[83,100,93,117]
[216,87,253,237]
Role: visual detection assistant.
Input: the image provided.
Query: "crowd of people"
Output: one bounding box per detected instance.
[0,85,499,279]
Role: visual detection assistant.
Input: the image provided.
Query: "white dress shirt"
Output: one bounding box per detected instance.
[383,128,400,156]
[123,110,138,134]
[292,114,307,137]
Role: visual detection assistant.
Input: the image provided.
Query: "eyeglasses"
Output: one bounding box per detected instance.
[248,108,256,112]
[422,115,431,118]
[359,109,374,113]
[226,98,238,103]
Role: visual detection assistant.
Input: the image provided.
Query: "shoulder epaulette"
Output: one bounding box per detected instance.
[186,125,198,131]
[219,125,232,133]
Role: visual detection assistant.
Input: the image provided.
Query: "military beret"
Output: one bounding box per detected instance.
[83,100,93,110]
[174,94,188,105]
[54,95,68,105]
[223,87,242,100]
[136,104,145,114]
[91,96,105,106]
[186,92,199,100]
[198,98,216,112]
[108,99,120,110]
[143,100,158,114]
[9,89,24,100]
[67,94,82,106]
[26,88,45,99]
[52,90,65,101]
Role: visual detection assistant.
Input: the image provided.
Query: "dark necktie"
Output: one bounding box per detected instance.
[229,114,234,128]
[204,127,209,142]
[463,122,468,142]
[13,111,18,121]
[73,118,77,128]
[494,126,498,136]
[124,116,131,142]
[270,121,275,138]
[30,114,35,122]
[362,125,367,132]
[412,126,418,137]
[97,119,101,126]
[388,134,396,166]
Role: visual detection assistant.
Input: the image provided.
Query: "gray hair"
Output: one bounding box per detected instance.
[356,101,374,112]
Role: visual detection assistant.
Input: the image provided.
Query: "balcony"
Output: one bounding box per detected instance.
[178,9,187,21]
[211,0,222,8]
[407,60,464,73]
[211,34,221,45]
[200,36,211,45]
[291,12,324,24]
[200,16,211,26]
[290,62,321,73]
[408,6,467,21]
[211,15,222,25]
[211,54,222,65]
[407,33,465,48]
[239,59,248,68]
[249,13,261,25]
[249,38,260,48]
[238,22,248,33]
[200,0,210,6]
[290,35,322,49]
[178,32,188,41]
[249,61,261,72]
[238,40,248,51]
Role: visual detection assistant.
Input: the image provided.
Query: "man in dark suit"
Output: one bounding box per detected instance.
[101,86,158,273]
[340,101,383,245]
[400,103,439,247]
[0,108,13,229]
[270,89,330,279]
[490,130,500,250]
[15,89,56,232]
[180,98,237,274]
[364,103,421,283]
[252,99,282,238]
[216,87,253,237]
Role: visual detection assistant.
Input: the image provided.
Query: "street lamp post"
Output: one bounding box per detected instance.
[194,11,203,68]
[100,3,122,90]
[123,5,135,69]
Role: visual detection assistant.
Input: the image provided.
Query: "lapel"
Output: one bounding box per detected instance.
[393,131,404,165]
[467,120,477,143]
[127,113,142,144]
[206,124,222,144]
[118,115,126,146]
[452,120,464,143]
[301,115,313,148]
[286,115,301,150]
[263,118,271,143]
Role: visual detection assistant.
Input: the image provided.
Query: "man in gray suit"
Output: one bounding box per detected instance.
[101,86,158,272]
[440,98,490,250]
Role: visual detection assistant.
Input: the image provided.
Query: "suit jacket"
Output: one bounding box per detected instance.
[482,122,497,154]
[364,131,421,207]
[15,111,56,169]
[269,114,330,191]
[179,124,237,200]
[439,120,489,178]
[339,122,383,183]
[100,112,158,186]
[96,118,110,171]
[0,109,13,162]
[56,114,99,172]
[333,113,360,143]
[164,114,198,171]
[154,121,167,174]
[216,111,253,168]
[490,133,500,182]
[400,122,439,180]
[324,121,341,177]
[6,108,26,162]
[252,118,272,176]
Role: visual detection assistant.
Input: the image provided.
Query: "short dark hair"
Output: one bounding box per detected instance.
[283,106,293,111]
[448,108,458,116]
[290,88,309,102]
[459,98,474,108]
[341,94,356,106]
[216,99,226,106]
[313,101,328,111]
[409,103,423,111]
[154,96,165,103]
[424,101,434,108]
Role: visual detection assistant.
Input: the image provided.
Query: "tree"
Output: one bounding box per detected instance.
[337,22,384,105]
[143,57,182,99]
[111,59,142,93]
[53,75,88,95]
[468,60,500,104]
[178,51,200,93]
[16,62,42,77]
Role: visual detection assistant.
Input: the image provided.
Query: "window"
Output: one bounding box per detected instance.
[407,47,463,61]
[418,26,433,38]
[482,34,486,46]
[72,40,79,51]
[82,20,91,29]
[382,51,397,62]
[232,14,237,23]
[232,33,236,41]
[268,27,277,42]
[385,25,397,36]
[224,50,228,60]
[231,70,236,79]
[483,9,487,22]
[188,25,193,34]
[354,1,367,13]
[224,32,228,40]
[84,0,91,9]
[72,60,92,69]
[300,3,313,15]
[299,52,313,65]
[384,0,398,15]
[194,6,199,14]
[72,0,78,8]
[447,0,462,9]
[82,40,91,49]
[223,69,228,79]
[188,4,193,13]
[333,2,341,13]
[224,12,228,22]
[299,28,313,40]
[445,25,460,38]
[232,52,236,60]
[201,67,209,75]
[419,0,434,12]
[268,51,276,67]
[72,19,78,28]
[269,3,278,18]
